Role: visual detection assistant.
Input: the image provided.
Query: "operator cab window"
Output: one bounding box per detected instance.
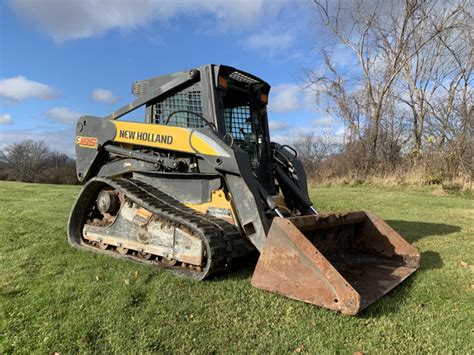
[222,90,265,170]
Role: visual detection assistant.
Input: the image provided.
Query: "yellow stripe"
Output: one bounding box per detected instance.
[190,135,219,156]
[112,121,218,156]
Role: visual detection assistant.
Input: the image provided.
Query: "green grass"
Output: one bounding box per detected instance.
[1,181,473,353]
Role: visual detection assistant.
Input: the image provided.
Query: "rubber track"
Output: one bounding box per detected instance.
[129,178,250,258]
[85,177,236,280]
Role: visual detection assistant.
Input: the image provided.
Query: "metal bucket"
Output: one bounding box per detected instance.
[251,211,420,315]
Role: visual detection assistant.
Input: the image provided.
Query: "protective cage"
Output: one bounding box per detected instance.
[152,91,204,128]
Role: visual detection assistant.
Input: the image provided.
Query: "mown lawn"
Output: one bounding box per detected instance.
[1,181,473,353]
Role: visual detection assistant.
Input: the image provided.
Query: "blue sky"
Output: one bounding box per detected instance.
[0,0,343,155]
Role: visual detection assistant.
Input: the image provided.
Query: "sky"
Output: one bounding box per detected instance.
[0,0,344,156]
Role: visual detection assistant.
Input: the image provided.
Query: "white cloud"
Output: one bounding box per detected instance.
[91,88,118,104]
[268,84,301,113]
[242,29,294,53]
[0,76,58,102]
[0,126,76,156]
[271,126,344,146]
[11,0,158,42]
[45,107,81,123]
[271,126,318,145]
[268,120,289,131]
[11,0,291,42]
[312,115,336,126]
[0,113,13,124]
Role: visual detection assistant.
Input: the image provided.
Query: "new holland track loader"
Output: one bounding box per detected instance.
[68,64,420,315]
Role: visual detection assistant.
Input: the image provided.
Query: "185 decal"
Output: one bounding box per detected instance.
[76,136,98,149]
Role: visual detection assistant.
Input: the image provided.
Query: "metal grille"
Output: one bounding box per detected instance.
[153,91,204,128]
[224,106,252,140]
[229,71,260,84]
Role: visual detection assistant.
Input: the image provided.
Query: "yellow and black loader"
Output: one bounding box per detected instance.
[69,65,420,314]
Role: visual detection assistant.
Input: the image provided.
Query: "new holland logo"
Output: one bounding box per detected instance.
[76,136,98,149]
[119,129,174,145]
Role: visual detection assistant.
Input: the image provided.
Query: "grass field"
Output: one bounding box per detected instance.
[1,181,473,353]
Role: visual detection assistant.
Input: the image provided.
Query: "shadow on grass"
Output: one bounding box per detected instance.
[385,220,460,243]
[418,250,443,270]
[211,252,258,282]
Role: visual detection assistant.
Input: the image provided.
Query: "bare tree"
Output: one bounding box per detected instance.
[397,1,472,158]
[426,7,473,177]
[291,131,340,178]
[306,0,472,180]
[3,140,51,182]
[1,140,78,184]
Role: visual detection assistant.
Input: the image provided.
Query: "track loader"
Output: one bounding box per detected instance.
[68,65,420,315]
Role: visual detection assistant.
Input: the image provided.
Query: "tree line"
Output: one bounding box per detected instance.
[300,0,472,185]
[0,139,77,184]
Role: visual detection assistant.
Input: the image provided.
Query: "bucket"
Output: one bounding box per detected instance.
[251,211,420,315]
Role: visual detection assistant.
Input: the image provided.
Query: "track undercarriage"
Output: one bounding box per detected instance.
[68,177,246,280]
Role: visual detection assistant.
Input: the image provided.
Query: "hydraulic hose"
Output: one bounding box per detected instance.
[274,165,316,214]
